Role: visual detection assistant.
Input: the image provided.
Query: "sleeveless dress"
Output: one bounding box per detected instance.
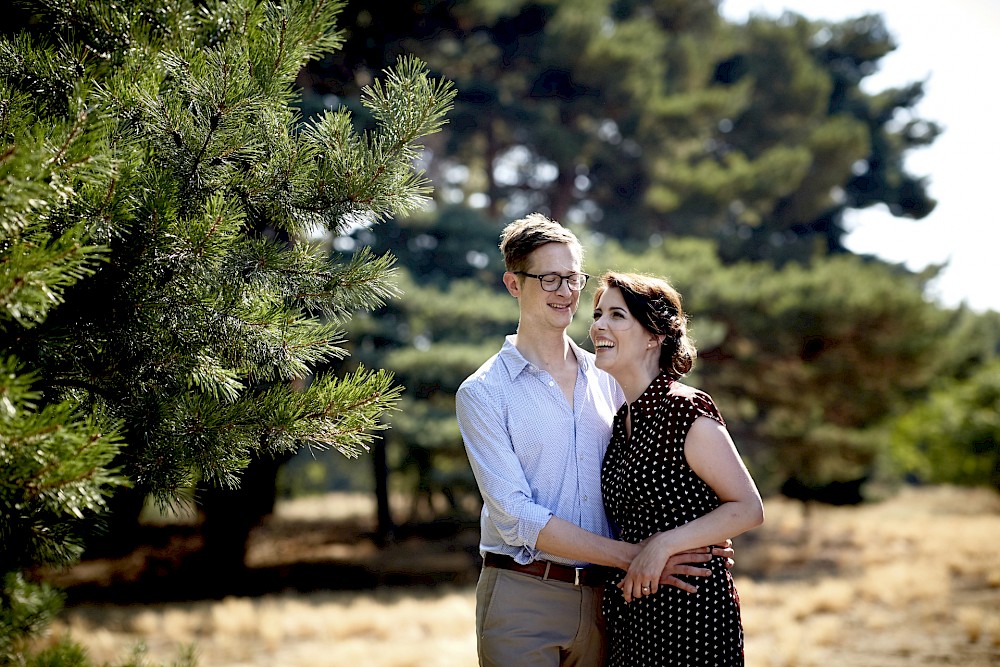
[601,372,744,666]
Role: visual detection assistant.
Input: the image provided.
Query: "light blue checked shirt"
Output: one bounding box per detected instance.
[457,335,625,567]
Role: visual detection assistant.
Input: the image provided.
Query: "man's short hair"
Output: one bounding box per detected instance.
[498,213,584,274]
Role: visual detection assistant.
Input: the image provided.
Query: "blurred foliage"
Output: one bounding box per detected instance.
[317,202,997,508]
[890,358,1000,490]
[272,0,997,514]
[586,235,952,492]
[305,0,940,264]
[1,573,64,665]
[344,255,519,518]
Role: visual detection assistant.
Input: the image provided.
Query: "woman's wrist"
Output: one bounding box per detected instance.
[648,531,678,558]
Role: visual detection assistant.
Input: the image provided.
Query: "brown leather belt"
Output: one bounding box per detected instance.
[483,552,607,587]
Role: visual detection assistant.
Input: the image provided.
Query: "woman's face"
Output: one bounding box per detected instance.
[590,286,656,377]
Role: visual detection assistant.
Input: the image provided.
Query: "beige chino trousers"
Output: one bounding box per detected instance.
[476,566,606,667]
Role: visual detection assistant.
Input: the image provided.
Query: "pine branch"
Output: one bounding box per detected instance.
[0,358,125,571]
[0,230,107,327]
[293,56,455,230]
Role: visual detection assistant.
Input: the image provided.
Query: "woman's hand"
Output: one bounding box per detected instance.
[618,534,675,603]
[625,535,726,597]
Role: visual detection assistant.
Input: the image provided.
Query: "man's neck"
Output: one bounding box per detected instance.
[511,327,574,370]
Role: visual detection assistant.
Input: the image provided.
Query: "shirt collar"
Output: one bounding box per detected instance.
[499,334,592,380]
[630,371,674,413]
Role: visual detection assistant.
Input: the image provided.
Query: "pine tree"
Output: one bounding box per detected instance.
[317,2,938,262]
[0,0,454,660]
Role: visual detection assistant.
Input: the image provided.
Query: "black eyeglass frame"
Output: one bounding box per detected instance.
[515,271,591,292]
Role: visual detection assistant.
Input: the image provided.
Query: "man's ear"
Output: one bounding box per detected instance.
[503,271,521,298]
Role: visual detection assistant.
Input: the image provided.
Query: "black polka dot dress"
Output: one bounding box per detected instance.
[601,372,744,666]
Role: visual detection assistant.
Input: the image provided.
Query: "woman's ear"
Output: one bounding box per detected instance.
[503,271,521,298]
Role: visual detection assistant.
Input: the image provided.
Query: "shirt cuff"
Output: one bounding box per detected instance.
[518,506,554,554]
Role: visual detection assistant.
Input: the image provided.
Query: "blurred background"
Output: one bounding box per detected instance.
[8,0,998,665]
[272,0,1000,556]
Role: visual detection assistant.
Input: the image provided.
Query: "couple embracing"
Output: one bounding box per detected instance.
[456,213,764,666]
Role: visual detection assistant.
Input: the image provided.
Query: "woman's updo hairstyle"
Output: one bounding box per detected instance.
[594,271,696,379]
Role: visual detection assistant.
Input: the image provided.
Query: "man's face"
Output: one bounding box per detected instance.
[509,242,583,333]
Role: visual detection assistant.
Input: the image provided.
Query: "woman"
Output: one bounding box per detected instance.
[590,271,764,666]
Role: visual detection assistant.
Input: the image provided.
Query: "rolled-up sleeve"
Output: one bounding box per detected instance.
[456,338,618,567]
[457,380,552,558]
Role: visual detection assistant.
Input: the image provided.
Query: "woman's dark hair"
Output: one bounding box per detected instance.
[593,271,696,378]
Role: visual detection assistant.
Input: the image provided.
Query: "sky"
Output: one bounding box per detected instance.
[720,0,1000,312]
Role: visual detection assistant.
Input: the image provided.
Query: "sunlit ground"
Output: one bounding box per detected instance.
[36,486,1000,666]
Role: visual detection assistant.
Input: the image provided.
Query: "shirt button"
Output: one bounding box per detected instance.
[583,496,589,502]
[548,381,554,387]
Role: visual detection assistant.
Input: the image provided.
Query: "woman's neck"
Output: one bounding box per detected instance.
[612,360,661,404]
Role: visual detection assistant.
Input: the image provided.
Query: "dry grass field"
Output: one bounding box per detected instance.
[36,485,1000,666]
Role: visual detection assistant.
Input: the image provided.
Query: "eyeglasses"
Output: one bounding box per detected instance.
[516,271,590,292]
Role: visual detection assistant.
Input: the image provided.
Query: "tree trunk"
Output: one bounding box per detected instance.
[486,118,501,218]
[373,438,394,546]
[194,453,290,592]
[549,162,575,222]
[81,485,148,560]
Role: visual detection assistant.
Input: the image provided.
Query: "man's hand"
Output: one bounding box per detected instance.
[656,549,712,595]
[712,538,735,570]
[656,539,736,596]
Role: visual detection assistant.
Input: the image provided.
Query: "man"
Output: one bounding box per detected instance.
[456,213,731,666]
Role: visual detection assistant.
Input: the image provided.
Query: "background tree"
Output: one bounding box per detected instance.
[581,237,952,493]
[286,0,986,515]
[310,1,938,258]
[347,207,516,526]
[888,310,1000,491]
[1,0,453,658]
[332,207,969,511]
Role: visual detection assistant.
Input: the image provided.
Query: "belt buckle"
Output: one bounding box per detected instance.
[574,567,583,586]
